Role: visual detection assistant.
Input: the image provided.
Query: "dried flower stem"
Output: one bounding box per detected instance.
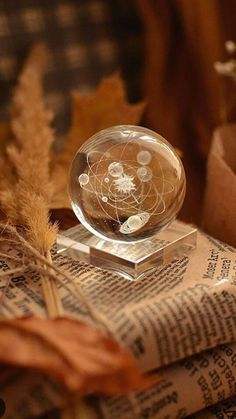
[41,251,64,317]
[0,224,106,326]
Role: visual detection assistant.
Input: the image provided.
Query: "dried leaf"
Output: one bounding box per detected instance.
[66,74,146,152]
[0,316,155,395]
[51,74,146,209]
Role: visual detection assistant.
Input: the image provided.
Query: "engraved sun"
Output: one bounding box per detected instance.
[113,174,136,194]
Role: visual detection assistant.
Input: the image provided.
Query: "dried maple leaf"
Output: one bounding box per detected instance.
[0,316,156,395]
[65,74,146,152]
[51,74,146,209]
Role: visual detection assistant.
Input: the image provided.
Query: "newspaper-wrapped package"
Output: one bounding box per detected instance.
[203,124,236,247]
[1,221,236,418]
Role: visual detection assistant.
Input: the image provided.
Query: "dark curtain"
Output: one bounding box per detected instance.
[135,0,236,224]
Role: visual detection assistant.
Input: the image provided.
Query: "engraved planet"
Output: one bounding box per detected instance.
[69,125,186,243]
[120,212,150,234]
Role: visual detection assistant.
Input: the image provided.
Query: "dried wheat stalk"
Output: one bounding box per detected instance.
[0,223,105,325]
[1,44,62,317]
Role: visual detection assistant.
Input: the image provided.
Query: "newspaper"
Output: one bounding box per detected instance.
[188,395,236,418]
[96,343,236,418]
[1,220,236,418]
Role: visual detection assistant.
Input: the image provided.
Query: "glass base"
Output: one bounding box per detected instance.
[57,220,197,280]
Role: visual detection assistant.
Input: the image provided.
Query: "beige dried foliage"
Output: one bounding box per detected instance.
[51,74,146,209]
[0,122,16,221]
[4,43,57,254]
[0,44,62,318]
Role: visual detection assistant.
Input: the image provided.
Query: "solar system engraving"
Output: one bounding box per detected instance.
[69,125,186,243]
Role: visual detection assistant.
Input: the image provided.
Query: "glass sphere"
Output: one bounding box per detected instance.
[68,125,186,243]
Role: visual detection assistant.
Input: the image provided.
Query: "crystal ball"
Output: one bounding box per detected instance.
[68,125,186,243]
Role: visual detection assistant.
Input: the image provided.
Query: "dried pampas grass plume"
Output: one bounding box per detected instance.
[6,43,57,254]
[1,43,61,317]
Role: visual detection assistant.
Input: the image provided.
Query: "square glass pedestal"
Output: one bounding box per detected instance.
[57,220,197,280]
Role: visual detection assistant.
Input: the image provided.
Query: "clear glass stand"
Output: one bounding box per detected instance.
[57,220,197,280]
